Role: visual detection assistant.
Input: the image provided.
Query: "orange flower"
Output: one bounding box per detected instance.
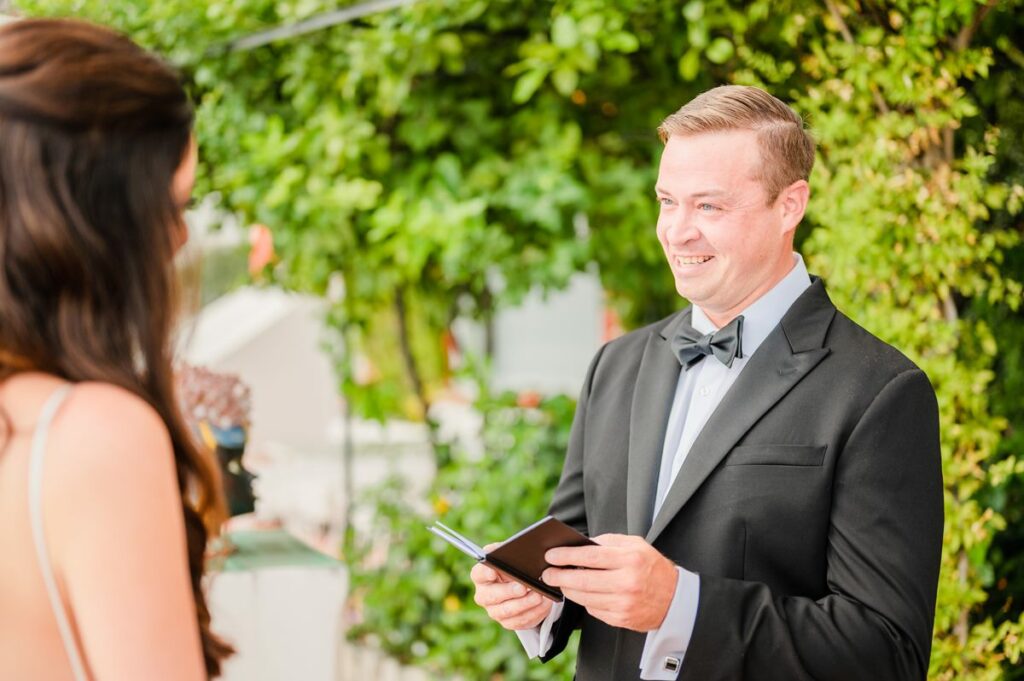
[248,224,275,277]
[516,391,542,409]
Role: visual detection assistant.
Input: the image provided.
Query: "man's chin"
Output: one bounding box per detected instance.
[673,278,711,305]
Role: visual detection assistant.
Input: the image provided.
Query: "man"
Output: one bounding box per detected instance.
[470,85,943,680]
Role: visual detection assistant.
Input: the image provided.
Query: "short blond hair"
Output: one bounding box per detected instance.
[658,85,815,203]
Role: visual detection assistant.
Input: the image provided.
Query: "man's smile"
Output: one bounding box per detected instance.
[674,255,714,267]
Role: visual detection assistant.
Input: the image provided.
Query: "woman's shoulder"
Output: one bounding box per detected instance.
[1,374,175,488]
[55,381,174,482]
[3,373,160,429]
[66,380,166,431]
[0,374,182,552]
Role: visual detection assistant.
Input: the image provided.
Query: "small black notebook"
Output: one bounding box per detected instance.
[428,515,596,601]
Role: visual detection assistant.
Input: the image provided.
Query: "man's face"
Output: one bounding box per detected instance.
[655,130,803,324]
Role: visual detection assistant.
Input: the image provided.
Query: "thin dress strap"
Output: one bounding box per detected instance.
[28,384,89,681]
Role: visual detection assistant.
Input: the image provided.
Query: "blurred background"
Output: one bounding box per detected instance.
[5,1,1024,679]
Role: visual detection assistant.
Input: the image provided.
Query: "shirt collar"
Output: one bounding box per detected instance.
[691,253,812,357]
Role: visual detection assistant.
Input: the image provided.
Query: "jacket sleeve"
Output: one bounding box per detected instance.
[538,342,607,663]
[678,368,943,681]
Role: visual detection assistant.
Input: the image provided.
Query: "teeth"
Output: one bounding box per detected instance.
[677,255,712,265]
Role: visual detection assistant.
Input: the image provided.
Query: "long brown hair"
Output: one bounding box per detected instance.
[0,18,232,676]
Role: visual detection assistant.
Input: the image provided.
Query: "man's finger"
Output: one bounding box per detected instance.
[543,567,621,593]
[474,580,529,606]
[545,544,624,569]
[486,591,545,621]
[499,600,554,631]
[591,533,641,547]
[470,562,501,584]
[560,588,620,610]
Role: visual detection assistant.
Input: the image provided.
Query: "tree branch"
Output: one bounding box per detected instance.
[861,0,896,34]
[478,285,495,360]
[955,550,969,646]
[943,292,959,324]
[942,1,997,164]
[823,0,891,115]
[955,0,998,51]
[943,126,955,166]
[224,0,420,52]
[394,287,434,432]
[824,0,855,43]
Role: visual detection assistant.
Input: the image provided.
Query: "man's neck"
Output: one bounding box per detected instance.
[701,255,799,328]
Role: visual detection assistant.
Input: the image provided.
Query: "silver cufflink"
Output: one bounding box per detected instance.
[664,656,680,672]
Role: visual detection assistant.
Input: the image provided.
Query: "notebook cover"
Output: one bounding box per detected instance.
[484,516,596,601]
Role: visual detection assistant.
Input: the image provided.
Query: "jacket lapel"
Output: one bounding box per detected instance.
[625,310,689,536]
[645,279,837,544]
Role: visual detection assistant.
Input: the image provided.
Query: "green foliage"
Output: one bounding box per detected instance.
[346,390,578,679]
[14,0,1024,677]
[787,3,1024,676]
[969,21,1024,674]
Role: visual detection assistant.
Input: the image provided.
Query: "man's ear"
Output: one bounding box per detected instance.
[777,179,809,235]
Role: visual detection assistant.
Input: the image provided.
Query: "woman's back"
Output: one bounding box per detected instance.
[0,17,231,678]
[0,373,206,680]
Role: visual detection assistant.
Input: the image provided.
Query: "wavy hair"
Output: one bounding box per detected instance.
[0,18,232,676]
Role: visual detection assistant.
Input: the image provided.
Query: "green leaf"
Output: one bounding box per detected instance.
[678,48,701,81]
[551,66,579,96]
[706,37,735,64]
[512,68,548,104]
[605,31,640,54]
[551,14,579,50]
[683,0,704,22]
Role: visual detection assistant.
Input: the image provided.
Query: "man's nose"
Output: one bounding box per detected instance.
[664,209,700,244]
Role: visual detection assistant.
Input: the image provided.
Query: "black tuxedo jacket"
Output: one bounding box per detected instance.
[540,279,943,681]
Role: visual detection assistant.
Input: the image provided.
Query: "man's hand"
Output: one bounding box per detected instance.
[542,534,678,632]
[471,543,553,630]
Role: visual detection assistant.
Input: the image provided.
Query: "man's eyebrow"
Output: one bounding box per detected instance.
[689,189,731,199]
[655,186,731,199]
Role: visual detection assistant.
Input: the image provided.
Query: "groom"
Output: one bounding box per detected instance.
[470,85,943,680]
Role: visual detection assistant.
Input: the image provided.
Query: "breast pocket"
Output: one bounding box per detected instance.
[724,444,827,467]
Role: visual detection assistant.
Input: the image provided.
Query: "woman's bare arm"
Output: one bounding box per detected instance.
[47,383,208,681]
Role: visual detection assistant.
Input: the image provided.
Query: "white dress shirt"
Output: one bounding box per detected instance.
[518,254,812,679]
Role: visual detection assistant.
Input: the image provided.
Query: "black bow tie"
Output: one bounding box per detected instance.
[671,315,744,370]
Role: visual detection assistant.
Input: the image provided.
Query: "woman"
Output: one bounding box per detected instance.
[0,18,232,680]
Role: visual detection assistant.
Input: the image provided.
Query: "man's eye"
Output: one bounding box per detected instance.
[658,197,674,206]
[697,203,718,212]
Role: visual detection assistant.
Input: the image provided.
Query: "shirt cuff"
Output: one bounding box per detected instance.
[515,599,565,658]
[638,567,700,680]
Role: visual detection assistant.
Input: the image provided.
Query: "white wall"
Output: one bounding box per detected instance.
[179,287,340,453]
[490,272,604,396]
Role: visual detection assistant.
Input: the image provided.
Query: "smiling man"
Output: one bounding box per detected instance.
[470,85,943,680]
